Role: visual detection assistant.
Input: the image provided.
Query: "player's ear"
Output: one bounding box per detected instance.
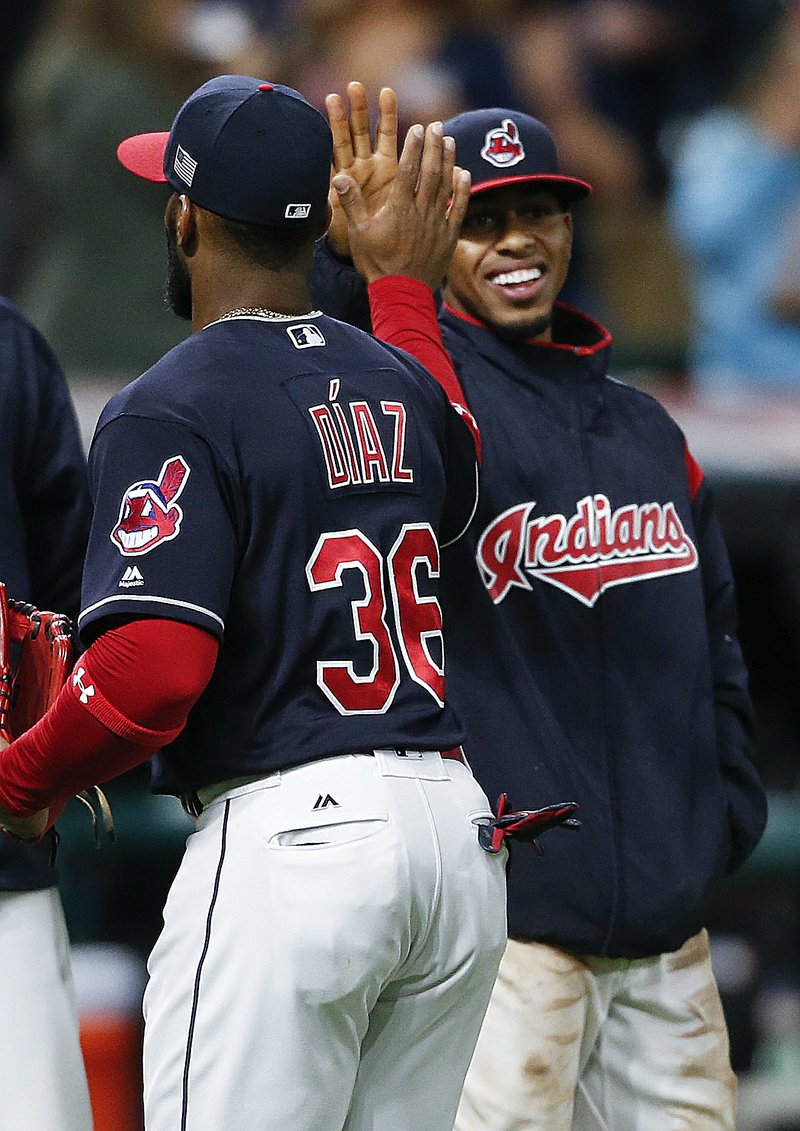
[175,194,200,256]
[562,207,573,254]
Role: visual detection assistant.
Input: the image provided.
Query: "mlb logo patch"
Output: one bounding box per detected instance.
[174,145,198,186]
[285,203,311,219]
[287,324,326,349]
[481,119,525,168]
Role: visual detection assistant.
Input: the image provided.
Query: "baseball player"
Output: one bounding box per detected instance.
[0,296,93,1128]
[0,76,508,1131]
[313,85,769,1129]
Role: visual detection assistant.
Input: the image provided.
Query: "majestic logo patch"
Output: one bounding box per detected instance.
[312,793,340,810]
[119,565,145,588]
[111,456,190,557]
[481,118,525,168]
[477,494,698,607]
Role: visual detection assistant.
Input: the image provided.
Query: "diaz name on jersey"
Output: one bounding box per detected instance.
[79,312,477,796]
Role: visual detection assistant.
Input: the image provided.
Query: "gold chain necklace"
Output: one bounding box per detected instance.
[219,307,316,321]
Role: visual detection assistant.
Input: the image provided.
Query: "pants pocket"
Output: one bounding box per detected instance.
[268,816,389,849]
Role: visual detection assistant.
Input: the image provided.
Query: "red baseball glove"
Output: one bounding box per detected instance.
[0,583,72,745]
[0,582,113,843]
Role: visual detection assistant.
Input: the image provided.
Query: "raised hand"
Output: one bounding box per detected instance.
[325,83,399,258]
[331,119,471,291]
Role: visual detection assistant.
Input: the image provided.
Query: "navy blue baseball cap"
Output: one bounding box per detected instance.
[117,74,333,228]
[443,108,592,204]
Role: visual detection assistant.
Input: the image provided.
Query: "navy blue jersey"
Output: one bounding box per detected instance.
[0,297,91,890]
[311,244,768,959]
[80,312,476,795]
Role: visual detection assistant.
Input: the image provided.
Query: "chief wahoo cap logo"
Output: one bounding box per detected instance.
[481,118,526,168]
[111,456,190,556]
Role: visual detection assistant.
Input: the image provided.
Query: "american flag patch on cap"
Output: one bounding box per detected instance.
[174,145,198,186]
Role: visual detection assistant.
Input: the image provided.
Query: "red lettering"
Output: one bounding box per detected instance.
[381,401,414,483]
[388,524,444,705]
[306,531,399,714]
[527,514,566,568]
[351,401,390,483]
[332,401,362,484]
[480,495,699,605]
[478,503,534,603]
[309,405,350,488]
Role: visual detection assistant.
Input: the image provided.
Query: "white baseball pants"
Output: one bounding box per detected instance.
[455,929,736,1131]
[143,750,507,1130]
[0,886,93,1131]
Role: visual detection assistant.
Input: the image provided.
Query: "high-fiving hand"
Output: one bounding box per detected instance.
[325,83,401,260]
[327,84,470,291]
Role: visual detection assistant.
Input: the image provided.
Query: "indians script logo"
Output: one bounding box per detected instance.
[477,494,698,607]
[110,456,190,556]
[481,119,525,168]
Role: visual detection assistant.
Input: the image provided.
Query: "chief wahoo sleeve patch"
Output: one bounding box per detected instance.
[110,455,191,556]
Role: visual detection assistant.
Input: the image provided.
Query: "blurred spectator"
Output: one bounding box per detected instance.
[505,0,787,372]
[0,0,49,294]
[286,0,519,129]
[7,0,269,381]
[0,2,48,160]
[179,1,282,78]
[668,5,800,395]
[511,0,784,196]
[510,0,646,197]
[669,5,800,393]
[771,202,800,322]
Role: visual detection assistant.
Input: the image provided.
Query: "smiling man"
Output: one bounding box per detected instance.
[448,185,571,338]
[438,112,587,343]
[313,90,768,1131]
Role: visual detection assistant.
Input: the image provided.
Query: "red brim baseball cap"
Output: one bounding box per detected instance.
[116,75,333,228]
[443,108,592,203]
[117,132,170,183]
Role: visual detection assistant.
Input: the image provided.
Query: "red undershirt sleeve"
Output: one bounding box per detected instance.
[0,618,218,821]
[367,276,482,460]
[684,440,705,501]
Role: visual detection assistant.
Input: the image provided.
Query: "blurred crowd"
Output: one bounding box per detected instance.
[2,0,800,1124]
[2,0,799,387]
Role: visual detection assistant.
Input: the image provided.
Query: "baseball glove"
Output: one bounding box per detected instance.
[478,793,581,855]
[0,585,72,743]
[0,582,113,843]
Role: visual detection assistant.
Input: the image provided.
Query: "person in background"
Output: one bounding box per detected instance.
[8,0,253,379]
[0,295,92,1128]
[668,4,800,395]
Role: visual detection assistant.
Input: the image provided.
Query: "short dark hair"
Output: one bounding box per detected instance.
[214,212,319,269]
